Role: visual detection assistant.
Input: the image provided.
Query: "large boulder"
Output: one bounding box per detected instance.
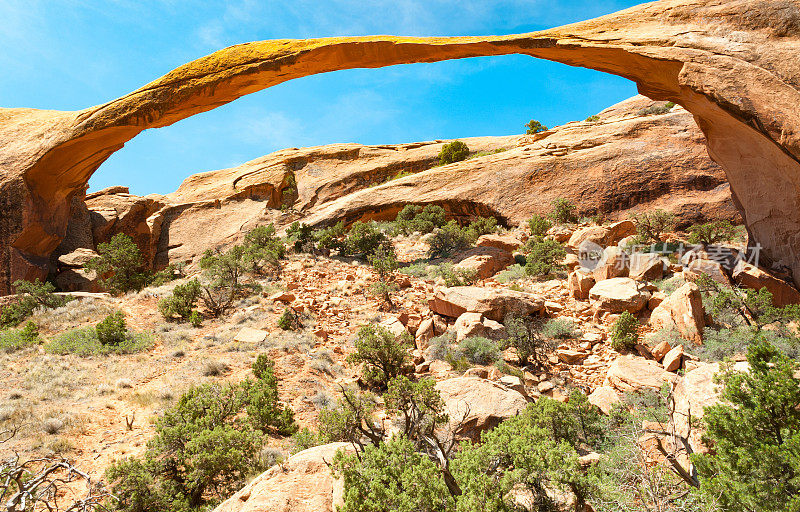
[453,246,515,280]
[454,312,506,342]
[212,442,354,512]
[682,258,730,286]
[435,377,528,440]
[732,261,800,307]
[568,269,595,300]
[592,246,630,281]
[55,268,101,293]
[588,385,622,415]
[476,233,523,253]
[662,344,685,372]
[56,248,99,268]
[649,283,705,343]
[429,286,544,321]
[629,252,665,281]
[567,221,636,251]
[605,355,678,393]
[588,278,648,313]
[85,189,166,267]
[567,226,610,252]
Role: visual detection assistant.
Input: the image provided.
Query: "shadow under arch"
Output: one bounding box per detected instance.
[2,0,800,293]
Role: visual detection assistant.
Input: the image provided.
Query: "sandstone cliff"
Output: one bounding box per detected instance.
[55,96,737,277]
[2,0,800,292]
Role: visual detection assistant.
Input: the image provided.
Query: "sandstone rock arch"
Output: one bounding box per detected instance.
[1,0,799,294]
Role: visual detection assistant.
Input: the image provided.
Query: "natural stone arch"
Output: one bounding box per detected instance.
[1,0,800,294]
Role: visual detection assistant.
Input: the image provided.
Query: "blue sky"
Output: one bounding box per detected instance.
[1,0,644,195]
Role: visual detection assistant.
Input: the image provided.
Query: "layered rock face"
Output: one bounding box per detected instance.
[300,96,735,229]
[58,97,736,275]
[2,0,800,293]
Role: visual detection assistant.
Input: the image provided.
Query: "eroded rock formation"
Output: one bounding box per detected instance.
[59,97,736,274]
[299,96,735,230]
[2,0,800,293]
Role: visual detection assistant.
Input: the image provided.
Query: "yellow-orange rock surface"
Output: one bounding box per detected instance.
[3,0,800,293]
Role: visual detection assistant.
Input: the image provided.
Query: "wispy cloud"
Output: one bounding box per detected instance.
[242,111,307,149]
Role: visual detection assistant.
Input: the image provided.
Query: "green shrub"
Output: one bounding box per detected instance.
[395,204,447,235]
[503,314,552,367]
[699,325,800,361]
[468,216,498,237]
[315,221,347,253]
[610,311,639,350]
[347,324,411,388]
[85,233,150,295]
[434,262,478,287]
[697,274,800,329]
[290,427,324,455]
[525,119,548,134]
[368,244,398,278]
[528,214,552,239]
[332,436,455,512]
[278,308,301,331]
[427,221,476,258]
[368,244,399,305]
[438,140,469,165]
[149,262,184,287]
[243,356,297,436]
[687,220,739,247]
[243,224,285,276]
[452,392,602,511]
[397,262,432,278]
[286,221,315,252]
[198,245,252,317]
[540,318,581,340]
[96,311,127,346]
[427,333,455,362]
[108,357,295,512]
[189,310,203,328]
[1,279,69,327]
[458,336,500,365]
[384,376,448,438]
[653,275,686,295]
[585,115,600,122]
[638,101,675,116]
[693,341,800,511]
[494,264,527,283]
[344,221,390,258]
[317,386,381,446]
[0,321,39,353]
[550,198,577,224]
[281,173,297,207]
[524,238,566,276]
[46,326,153,356]
[158,279,201,322]
[630,210,675,244]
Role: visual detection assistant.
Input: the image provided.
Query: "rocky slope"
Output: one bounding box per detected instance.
[2,0,800,293]
[53,96,738,286]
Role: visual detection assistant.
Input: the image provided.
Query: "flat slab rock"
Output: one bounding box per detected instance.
[435,376,528,440]
[429,286,544,322]
[233,327,269,344]
[588,277,649,313]
[605,355,678,393]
